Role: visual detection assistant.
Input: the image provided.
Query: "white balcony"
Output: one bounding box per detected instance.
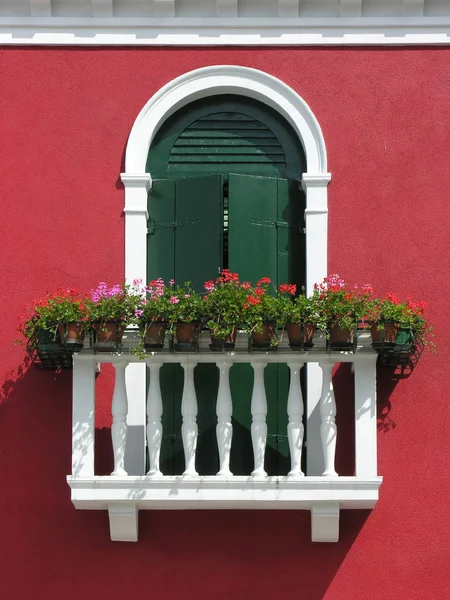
[66,330,382,543]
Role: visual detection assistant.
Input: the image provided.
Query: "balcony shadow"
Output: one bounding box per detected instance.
[137,507,371,599]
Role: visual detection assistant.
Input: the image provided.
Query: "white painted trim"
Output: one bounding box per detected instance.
[125,65,328,173]
[1,17,450,45]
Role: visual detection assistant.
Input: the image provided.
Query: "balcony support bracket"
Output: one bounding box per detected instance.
[108,503,138,542]
[311,502,340,542]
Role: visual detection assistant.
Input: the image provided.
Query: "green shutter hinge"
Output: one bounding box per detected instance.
[148,219,178,235]
[148,218,203,234]
[250,218,290,228]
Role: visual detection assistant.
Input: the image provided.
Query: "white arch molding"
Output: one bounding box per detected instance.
[121,65,331,476]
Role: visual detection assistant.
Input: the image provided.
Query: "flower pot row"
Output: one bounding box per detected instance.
[19,275,430,366]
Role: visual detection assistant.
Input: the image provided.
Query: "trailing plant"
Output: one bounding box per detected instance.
[202,270,248,339]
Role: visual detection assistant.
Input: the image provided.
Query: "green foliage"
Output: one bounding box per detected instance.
[202,271,248,338]
[21,287,87,342]
[85,282,140,324]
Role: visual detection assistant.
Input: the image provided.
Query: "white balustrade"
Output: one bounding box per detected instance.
[146,361,163,477]
[319,361,338,477]
[287,361,305,477]
[216,360,233,478]
[68,345,382,543]
[111,363,129,476]
[180,360,199,477]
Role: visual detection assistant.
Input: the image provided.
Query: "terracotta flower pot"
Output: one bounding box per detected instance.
[285,322,315,349]
[209,326,237,351]
[329,324,355,350]
[370,322,399,345]
[251,322,276,348]
[58,322,85,349]
[93,321,125,351]
[142,321,167,349]
[174,322,199,351]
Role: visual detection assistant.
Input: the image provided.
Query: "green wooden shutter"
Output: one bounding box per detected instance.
[147,179,176,282]
[228,173,278,283]
[147,175,223,475]
[174,174,223,291]
[228,173,300,475]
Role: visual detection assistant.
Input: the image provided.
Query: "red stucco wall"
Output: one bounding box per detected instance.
[1,47,449,599]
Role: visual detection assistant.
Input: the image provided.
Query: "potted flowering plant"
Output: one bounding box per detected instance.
[85,282,140,351]
[278,284,325,348]
[202,270,248,350]
[367,293,431,349]
[241,277,281,347]
[21,287,87,351]
[132,278,174,352]
[165,282,203,350]
[315,274,373,349]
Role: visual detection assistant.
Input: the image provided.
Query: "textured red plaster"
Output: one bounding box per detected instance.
[0,47,449,600]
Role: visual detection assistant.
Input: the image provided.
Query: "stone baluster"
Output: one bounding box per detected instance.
[216,361,233,478]
[146,361,163,477]
[181,360,199,477]
[319,361,337,477]
[287,361,305,477]
[250,360,268,478]
[111,363,129,476]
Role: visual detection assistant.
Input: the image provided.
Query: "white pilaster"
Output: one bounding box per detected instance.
[29,1,51,16]
[354,356,378,477]
[111,363,129,476]
[146,361,164,477]
[181,361,199,477]
[250,361,268,478]
[108,503,138,542]
[340,0,362,17]
[121,173,151,477]
[216,361,233,478]
[91,0,113,17]
[216,0,237,18]
[154,0,175,17]
[319,361,337,477]
[72,358,96,477]
[301,174,331,296]
[301,174,330,477]
[311,502,340,542]
[278,0,299,18]
[287,361,305,477]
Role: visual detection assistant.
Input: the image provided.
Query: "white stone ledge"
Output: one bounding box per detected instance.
[1,17,450,45]
[67,475,382,510]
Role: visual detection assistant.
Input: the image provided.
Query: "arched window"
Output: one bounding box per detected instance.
[121,66,331,477]
[146,95,306,475]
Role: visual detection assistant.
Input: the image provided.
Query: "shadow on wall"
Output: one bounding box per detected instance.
[0,356,394,600]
